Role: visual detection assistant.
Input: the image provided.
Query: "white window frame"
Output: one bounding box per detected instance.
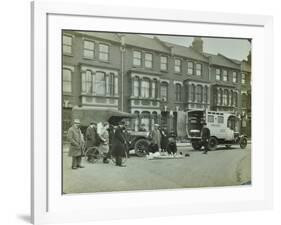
[62,34,72,55]
[174,58,181,73]
[144,52,153,68]
[98,43,109,62]
[133,50,142,66]
[216,68,221,81]
[83,39,95,59]
[160,55,168,71]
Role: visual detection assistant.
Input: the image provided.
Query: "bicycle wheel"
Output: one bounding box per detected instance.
[85,147,102,163]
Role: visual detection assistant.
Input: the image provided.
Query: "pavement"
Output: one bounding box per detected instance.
[63,144,251,194]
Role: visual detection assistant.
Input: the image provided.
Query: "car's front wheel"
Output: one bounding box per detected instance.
[134,139,150,157]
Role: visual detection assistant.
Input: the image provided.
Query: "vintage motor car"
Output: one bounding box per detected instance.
[186,109,248,151]
[72,106,150,157]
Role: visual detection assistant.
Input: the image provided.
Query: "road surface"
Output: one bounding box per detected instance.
[63,144,251,194]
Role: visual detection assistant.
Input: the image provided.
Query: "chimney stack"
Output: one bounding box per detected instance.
[191,37,203,53]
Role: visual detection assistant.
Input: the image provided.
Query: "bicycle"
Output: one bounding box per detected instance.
[84,145,128,165]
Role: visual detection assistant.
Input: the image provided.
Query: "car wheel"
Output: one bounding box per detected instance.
[192,142,202,150]
[239,137,247,149]
[208,137,218,151]
[134,139,149,157]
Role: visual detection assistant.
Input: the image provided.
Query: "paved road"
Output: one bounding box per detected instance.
[63,144,251,194]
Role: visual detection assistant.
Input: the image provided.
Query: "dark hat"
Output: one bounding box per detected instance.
[119,120,126,125]
[73,119,81,124]
[90,121,97,125]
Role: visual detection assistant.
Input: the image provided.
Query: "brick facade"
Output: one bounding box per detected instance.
[62,31,251,137]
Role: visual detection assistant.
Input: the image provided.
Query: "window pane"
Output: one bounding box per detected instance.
[99,53,108,61]
[134,51,141,58]
[145,61,152,68]
[99,44,108,52]
[63,69,72,92]
[196,64,202,76]
[187,62,193,74]
[160,56,167,70]
[145,53,152,60]
[63,35,72,45]
[151,81,156,98]
[63,46,72,54]
[84,40,94,49]
[99,44,109,61]
[145,53,152,68]
[114,76,118,95]
[204,86,208,103]
[95,72,106,95]
[223,70,228,81]
[141,80,150,98]
[161,56,167,63]
[175,59,181,72]
[160,83,168,100]
[233,72,237,83]
[133,78,139,96]
[83,50,94,58]
[241,73,246,84]
[216,69,221,80]
[63,69,71,81]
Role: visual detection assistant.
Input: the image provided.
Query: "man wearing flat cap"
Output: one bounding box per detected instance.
[67,119,85,169]
[85,121,99,162]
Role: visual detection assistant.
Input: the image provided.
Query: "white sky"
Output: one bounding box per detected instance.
[143,35,251,61]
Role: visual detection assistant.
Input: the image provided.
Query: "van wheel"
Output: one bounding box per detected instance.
[192,142,202,151]
[208,137,217,151]
[239,137,247,149]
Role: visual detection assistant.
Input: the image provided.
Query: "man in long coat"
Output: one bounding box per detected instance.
[112,121,127,167]
[201,122,211,154]
[150,124,161,152]
[67,119,85,169]
[85,121,99,162]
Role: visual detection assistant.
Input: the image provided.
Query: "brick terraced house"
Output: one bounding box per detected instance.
[62,31,251,137]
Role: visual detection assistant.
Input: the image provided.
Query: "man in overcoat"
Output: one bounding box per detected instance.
[201,122,211,154]
[112,121,127,167]
[85,121,99,162]
[150,124,161,153]
[67,119,85,169]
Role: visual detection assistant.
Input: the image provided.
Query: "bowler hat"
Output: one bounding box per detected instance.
[90,121,97,125]
[73,119,81,124]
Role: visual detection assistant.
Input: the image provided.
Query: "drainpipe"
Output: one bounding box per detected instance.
[120,35,125,111]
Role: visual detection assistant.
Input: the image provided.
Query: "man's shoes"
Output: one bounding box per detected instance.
[77,165,84,168]
[116,164,126,167]
[71,167,77,169]
[202,152,208,154]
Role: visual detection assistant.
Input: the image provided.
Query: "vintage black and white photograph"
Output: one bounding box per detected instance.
[62,31,251,194]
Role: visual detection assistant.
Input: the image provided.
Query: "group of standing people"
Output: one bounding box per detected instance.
[67,119,129,169]
[148,124,178,155]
